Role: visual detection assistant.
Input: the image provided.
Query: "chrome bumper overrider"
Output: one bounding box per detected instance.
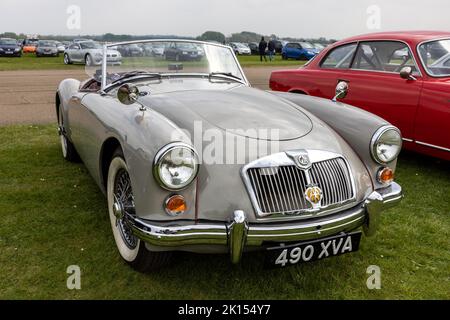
[129,182,403,264]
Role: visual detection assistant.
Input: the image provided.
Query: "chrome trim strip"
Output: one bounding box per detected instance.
[402,138,414,143]
[101,45,107,90]
[106,38,232,51]
[416,141,450,152]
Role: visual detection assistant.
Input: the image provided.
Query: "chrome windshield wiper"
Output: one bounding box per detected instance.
[209,72,243,82]
[111,71,161,84]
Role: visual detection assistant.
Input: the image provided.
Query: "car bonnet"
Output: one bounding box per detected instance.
[139,85,313,141]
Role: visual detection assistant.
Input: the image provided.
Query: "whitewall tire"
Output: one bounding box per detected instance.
[106,148,172,272]
[58,105,79,162]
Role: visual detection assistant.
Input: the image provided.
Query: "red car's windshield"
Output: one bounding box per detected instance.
[419,39,450,77]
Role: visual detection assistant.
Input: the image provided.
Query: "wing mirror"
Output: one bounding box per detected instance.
[118,83,139,105]
[332,81,349,102]
[117,83,147,111]
[400,66,417,81]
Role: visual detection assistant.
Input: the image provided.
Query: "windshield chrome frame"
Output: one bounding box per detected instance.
[417,37,450,78]
[101,39,249,90]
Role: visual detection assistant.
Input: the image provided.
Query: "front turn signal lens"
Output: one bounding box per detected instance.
[377,167,394,185]
[165,195,187,216]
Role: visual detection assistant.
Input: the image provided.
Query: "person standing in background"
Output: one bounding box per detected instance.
[268,38,276,62]
[258,37,267,62]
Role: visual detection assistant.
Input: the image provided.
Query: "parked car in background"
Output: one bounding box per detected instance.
[282,42,319,60]
[163,41,203,61]
[195,44,205,58]
[313,43,326,52]
[142,43,166,56]
[272,40,283,54]
[0,38,22,57]
[247,42,259,55]
[64,40,122,66]
[22,38,39,53]
[117,43,144,57]
[229,42,251,55]
[152,43,166,56]
[56,39,403,272]
[54,41,66,53]
[270,31,450,161]
[73,38,92,43]
[36,40,59,57]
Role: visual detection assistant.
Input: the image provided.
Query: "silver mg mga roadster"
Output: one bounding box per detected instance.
[56,40,403,271]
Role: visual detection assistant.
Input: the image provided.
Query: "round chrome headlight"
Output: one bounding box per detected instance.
[153,143,199,191]
[371,126,402,164]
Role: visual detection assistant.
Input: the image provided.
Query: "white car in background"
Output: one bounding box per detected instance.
[54,41,66,53]
[63,40,122,66]
[229,42,251,55]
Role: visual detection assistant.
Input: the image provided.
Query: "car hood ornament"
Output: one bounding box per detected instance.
[286,150,311,169]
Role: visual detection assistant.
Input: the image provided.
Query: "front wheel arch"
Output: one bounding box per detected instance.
[100,137,123,191]
[55,93,61,123]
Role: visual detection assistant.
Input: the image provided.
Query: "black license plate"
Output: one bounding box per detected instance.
[265,232,362,268]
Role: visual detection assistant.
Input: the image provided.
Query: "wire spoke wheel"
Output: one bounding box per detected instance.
[113,168,138,249]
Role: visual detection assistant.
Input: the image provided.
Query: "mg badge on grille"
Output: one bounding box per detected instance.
[305,185,323,209]
[297,155,309,166]
[295,154,311,169]
[285,150,311,169]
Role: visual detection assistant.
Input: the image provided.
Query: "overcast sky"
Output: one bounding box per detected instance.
[0,0,449,39]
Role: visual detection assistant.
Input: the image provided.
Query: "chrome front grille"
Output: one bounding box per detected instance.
[243,151,355,217]
[309,158,354,207]
[248,166,309,214]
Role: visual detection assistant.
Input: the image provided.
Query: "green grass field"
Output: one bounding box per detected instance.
[0,125,449,299]
[0,53,304,71]
[0,53,82,71]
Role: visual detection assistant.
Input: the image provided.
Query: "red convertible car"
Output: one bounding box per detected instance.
[270,31,450,161]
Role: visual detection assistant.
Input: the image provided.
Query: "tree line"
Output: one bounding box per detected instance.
[0,31,337,45]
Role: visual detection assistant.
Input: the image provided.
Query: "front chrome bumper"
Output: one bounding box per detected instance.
[129,182,403,264]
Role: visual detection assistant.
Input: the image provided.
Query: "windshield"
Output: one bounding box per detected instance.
[419,39,450,77]
[0,39,17,45]
[38,41,56,47]
[88,40,246,89]
[300,42,314,49]
[25,39,38,45]
[80,41,102,49]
